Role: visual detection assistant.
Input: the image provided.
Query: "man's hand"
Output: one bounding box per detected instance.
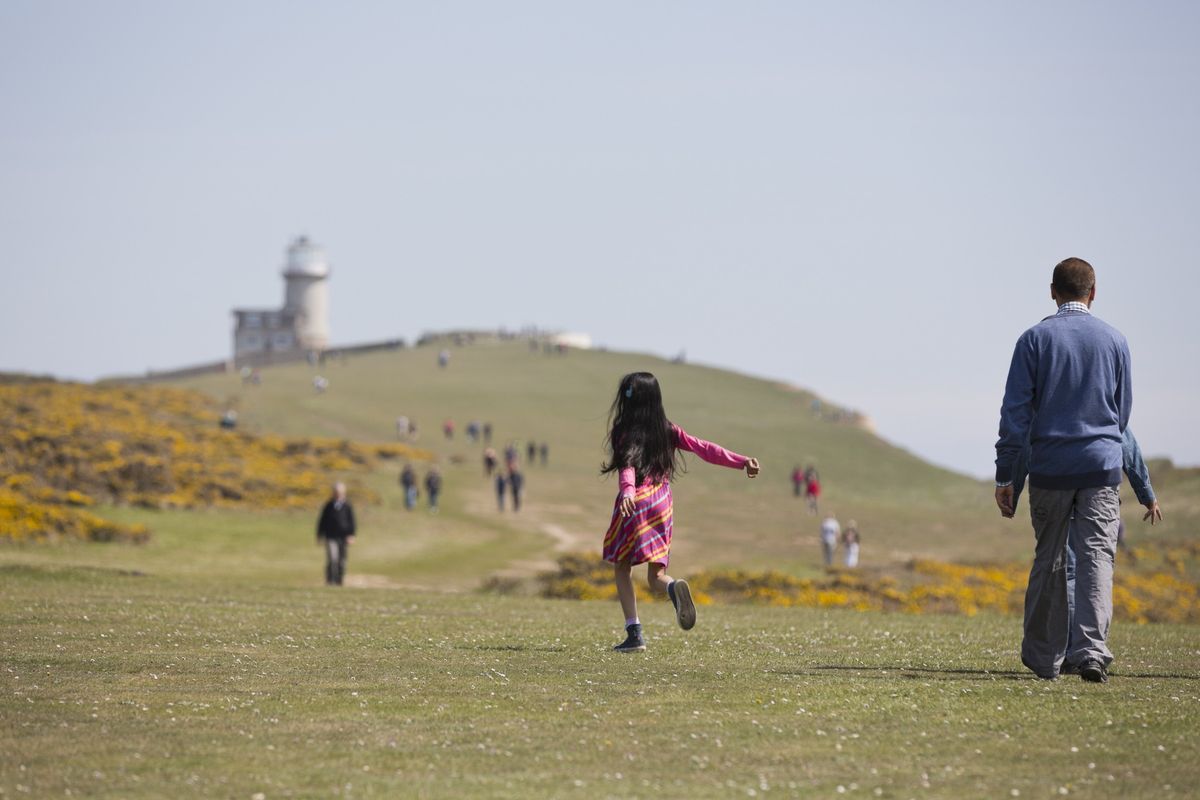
[744,457,761,479]
[347,535,357,544]
[995,485,1015,518]
[1142,500,1162,525]
[619,496,636,518]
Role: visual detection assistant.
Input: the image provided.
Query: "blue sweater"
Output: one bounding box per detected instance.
[995,309,1132,489]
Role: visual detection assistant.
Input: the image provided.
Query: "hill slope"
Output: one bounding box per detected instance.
[167,340,1083,579]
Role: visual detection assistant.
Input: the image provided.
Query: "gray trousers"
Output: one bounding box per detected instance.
[325,537,348,586]
[1023,486,1120,676]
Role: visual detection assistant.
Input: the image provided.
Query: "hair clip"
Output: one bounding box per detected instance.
[625,387,633,398]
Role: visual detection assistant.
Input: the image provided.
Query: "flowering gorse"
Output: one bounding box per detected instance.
[536,549,1200,624]
[0,381,430,543]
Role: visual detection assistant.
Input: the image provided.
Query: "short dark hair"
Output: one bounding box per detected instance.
[1052,257,1095,301]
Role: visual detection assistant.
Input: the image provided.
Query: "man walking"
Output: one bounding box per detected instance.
[995,258,1132,683]
[317,482,356,586]
[819,512,840,568]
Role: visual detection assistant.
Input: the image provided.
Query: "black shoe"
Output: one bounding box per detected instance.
[669,580,696,631]
[613,624,645,653]
[1079,659,1108,683]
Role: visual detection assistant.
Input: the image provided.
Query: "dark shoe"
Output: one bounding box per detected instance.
[1079,659,1108,683]
[1061,662,1080,676]
[670,580,696,631]
[613,624,645,653]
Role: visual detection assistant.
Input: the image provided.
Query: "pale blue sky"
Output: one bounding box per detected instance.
[3,1,1198,477]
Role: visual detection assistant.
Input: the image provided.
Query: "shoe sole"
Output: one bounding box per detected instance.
[674,579,696,631]
[613,644,646,653]
[1080,666,1107,683]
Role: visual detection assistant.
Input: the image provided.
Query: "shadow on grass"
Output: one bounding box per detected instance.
[773,665,1200,681]
[458,644,569,653]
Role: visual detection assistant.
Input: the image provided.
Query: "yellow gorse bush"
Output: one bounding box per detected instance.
[537,549,1200,625]
[0,381,431,544]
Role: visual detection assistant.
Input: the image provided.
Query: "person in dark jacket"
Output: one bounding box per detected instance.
[495,472,507,511]
[425,467,443,513]
[508,468,524,512]
[317,483,356,586]
[400,464,419,510]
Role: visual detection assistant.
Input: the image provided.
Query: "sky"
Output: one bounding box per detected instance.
[3,1,1198,478]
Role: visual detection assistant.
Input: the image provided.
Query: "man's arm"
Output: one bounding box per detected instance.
[995,333,1038,517]
[347,504,356,537]
[1122,428,1162,524]
[1005,435,1033,517]
[1116,338,1133,433]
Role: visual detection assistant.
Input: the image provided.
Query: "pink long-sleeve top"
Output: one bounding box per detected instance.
[618,424,749,497]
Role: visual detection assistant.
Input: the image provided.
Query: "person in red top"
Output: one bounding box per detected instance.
[804,465,821,514]
[791,465,806,497]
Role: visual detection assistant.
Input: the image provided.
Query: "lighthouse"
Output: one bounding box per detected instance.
[282,236,331,350]
[232,236,332,360]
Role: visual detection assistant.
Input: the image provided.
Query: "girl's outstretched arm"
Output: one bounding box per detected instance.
[673,425,757,475]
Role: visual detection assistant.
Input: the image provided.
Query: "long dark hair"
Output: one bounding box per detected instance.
[601,372,680,485]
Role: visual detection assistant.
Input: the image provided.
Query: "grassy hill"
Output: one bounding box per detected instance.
[163,340,1190,586]
[3,345,1197,798]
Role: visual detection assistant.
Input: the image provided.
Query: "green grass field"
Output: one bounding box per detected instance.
[4,561,1199,799]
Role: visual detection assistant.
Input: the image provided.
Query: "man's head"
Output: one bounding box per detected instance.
[1051,257,1096,306]
[333,482,347,501]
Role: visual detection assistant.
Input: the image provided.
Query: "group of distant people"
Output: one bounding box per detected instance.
[482,440,548,512]
[399,463,443,513]
[442,418,496,444]
[790,464,821,513]
[818,513,861,568]
[395,416,419,441]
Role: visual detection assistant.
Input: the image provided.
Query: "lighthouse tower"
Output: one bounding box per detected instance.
[232,236,332,361]
[281,236,331,351]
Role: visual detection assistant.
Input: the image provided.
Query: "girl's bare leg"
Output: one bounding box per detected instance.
[650,561,696,630]
[647,562,673,596]
[614,561,638,622]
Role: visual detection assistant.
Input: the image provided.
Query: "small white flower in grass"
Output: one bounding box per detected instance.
[252,794,266,800]
[1011,790,1020,797]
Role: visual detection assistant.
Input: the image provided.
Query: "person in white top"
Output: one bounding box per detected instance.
[842,521,861,568]
[820,513,840,567]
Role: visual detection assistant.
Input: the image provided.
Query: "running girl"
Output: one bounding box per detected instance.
[600,372,760,652]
